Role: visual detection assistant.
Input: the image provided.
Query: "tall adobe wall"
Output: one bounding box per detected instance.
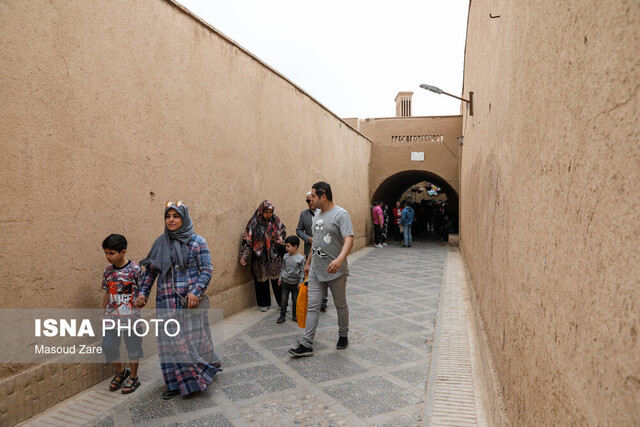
[460,0,639,424]
[0,1,370,423]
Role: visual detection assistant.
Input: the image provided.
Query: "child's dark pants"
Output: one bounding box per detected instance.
[280,282,299,319]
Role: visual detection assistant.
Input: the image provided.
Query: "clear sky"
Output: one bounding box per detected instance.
[177,0,469,119]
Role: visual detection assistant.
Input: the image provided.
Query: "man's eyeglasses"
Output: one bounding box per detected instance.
[305,200,312,203]
[165,200,184,208]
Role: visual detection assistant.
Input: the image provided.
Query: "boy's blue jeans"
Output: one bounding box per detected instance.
[403,225,412,246]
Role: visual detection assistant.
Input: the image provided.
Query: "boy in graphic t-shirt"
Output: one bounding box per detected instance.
[101,234,143,394]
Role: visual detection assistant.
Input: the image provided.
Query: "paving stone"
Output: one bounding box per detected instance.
[406,334,434,350]
[397,280,439,290]
[220,337,266,368]
[374,302,410,316]
[394,273,430,281]
[128,384,180,424]
[323,375,422,418]
[351,293,393,306]
[405,305,438,319]
[367,318,426,336]
[410,296,440,307]
[390,366,429,390]
[349,307,393,323]
[216,364,296,401]
[88,415,115,427]
[342,284,374,295]
[379,268,409,275]
[238,392,346,426]
[350,340,426,366]
[171,411,233,426]
[345,325,388,346]
[374,411,424,426]
[247,315,299,338]
[173,388,218,413]
[348,345,409,367]
[286,353,367,383]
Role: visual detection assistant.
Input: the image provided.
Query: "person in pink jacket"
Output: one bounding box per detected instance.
[372,201,384,248]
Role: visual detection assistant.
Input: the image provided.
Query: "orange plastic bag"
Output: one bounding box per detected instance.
[296,275,309,328]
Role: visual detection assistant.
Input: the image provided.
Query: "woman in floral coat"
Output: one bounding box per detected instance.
[240,200,286,311]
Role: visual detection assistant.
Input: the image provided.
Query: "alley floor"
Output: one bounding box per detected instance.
[19,239,486,426]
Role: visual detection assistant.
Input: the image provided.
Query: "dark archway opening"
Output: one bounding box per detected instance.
[371,170,459,240]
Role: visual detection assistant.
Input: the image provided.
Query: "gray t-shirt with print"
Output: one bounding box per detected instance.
[280,253,306,285]
[309,206,354,282]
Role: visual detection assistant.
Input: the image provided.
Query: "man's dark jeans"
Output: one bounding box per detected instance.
[374,224,382,245]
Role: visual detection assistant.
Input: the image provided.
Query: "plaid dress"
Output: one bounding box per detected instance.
[140,234,221,394]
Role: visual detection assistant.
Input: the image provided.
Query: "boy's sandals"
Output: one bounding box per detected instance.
[121,377,140,394]
[109,368,130,391]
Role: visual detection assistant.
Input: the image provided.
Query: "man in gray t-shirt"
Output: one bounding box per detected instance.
[289,181,354,357]
[297,192,329,311]
[310,206,353,281]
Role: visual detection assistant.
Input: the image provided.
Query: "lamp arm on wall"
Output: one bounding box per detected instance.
[419,84,474,116]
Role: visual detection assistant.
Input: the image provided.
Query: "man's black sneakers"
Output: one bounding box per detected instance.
[288,344,313,357]
[336,336,348,350]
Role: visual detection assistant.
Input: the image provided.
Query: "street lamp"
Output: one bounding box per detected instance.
[419,84,474,116]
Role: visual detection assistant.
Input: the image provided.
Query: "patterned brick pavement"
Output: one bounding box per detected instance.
[19,239,486,426]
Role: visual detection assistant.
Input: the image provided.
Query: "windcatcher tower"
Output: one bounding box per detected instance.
[394,91,413,117]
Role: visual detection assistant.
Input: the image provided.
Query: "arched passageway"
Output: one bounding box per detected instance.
[371,170,459,235]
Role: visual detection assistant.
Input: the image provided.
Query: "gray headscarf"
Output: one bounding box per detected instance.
[140,204,195,278]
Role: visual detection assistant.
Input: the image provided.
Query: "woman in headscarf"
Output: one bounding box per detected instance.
[134,201,221,400]
[240,200,286,312]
